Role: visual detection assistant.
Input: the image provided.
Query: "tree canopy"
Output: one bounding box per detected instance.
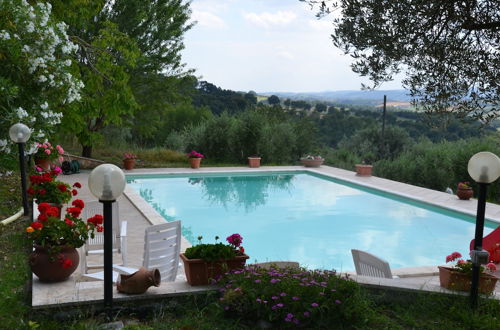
[302,0,500,124]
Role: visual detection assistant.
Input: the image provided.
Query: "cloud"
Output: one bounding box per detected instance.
[308,19,332,32]
[191,10,227,29]
[276,50,294,60]
[244,11,297,28]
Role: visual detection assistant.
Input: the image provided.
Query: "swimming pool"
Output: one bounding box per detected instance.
[127,172,496,272]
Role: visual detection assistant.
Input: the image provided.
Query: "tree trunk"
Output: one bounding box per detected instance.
[82,145,93,158]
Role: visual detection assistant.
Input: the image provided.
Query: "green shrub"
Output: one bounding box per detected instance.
[216,266,385,328]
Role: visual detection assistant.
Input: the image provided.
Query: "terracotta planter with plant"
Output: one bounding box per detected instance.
[123,153,137,170]
[438,251,498,294]
[355,164,373,176]
[33,141,65,171]
[180,234,248,286]
[248,157,261,168]
[26,198,103,282]
[456,182,473,200]
[187,150,204,169]
[300,155,324,167]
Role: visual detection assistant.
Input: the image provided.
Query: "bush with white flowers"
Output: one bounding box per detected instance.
[0,0,83,157]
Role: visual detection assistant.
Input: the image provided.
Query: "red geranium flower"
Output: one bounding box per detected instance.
[57,184,67,192]
[96,225,104,232]
[46,206,60,218]
[31,222,43,230]
[66,207,81,218]
[37,213,48,222]
[38,188,46,195]
[73,182,82,188]
[27,187,35,195]
[65,218,74,227]
[71,199,84,209]
[38,202,51,213]
[71,189,78,196]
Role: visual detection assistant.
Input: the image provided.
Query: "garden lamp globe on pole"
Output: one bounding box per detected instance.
[467,151,500,310]
[88,164,126,316]
[9,123,32,215]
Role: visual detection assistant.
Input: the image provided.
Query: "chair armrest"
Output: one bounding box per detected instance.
[113,265,137,275]
[120,221,127,237]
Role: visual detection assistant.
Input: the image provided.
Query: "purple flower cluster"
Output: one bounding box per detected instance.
[217,265,349,327]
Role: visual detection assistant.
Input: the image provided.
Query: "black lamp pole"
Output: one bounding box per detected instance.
[101,199,115,317]
[17,142,29,216]
[470,182,488,310]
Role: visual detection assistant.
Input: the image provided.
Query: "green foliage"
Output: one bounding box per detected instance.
[217,266,388,328]
[184,243,237,261]
[0,0,82,153]
[374,137,500,201]
[304,0,500,124]
[191,81,257,115]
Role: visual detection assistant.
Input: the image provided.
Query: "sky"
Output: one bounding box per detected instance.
[181,0,403,93]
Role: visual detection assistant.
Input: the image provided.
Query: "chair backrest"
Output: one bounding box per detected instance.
[143,221,181,282]
[351,249,392,278]
[83,200,121,252]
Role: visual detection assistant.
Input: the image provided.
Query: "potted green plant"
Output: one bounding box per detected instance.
[123,152,137,170]
[456,181,473,200]
[438,251,498,294]
[300,154,324,167]
[27,167,80,212]
[27,200,101,282]
[33,142,65,171]
[187,150,204,169]
[180,233,249,286]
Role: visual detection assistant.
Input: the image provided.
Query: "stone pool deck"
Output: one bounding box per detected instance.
[32,165,500,308]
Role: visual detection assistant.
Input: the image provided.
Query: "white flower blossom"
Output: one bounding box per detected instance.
[16,107,29,118]
[0,31,11,40]
[26,22,35,33]
[38,75,47,82]
[40,102,48,110]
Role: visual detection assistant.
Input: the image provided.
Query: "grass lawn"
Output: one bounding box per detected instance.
[1,166,499,329]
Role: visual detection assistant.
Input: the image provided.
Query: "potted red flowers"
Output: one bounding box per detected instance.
[123,153,137,170]
[438,251,498,294]
[180,233,249,286]
[27,200,102,282]
[187,150,205,169]
[456,182,473,200]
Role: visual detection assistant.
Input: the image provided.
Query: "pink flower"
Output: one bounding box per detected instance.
[44,149,51,155]
[226,233,243,247]
[56,145,64,154]
[35,166,43,172]
[457,259,467,265]
[53,166,62,174]
[486,263,497,272]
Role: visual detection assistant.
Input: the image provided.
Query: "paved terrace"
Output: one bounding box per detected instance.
[32,165,500,308]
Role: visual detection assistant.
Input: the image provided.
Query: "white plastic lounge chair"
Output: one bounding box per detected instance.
[113,221,181,282]
[82,221,181,283]
[81,201,127,273]
[351,249,393,279]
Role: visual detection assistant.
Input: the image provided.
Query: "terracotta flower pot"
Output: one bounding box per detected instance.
[117,267,161,294]
[29,245,79,282]
[123,159,136,170]
[456,187,473,200]
[355,164,373,176]
[189,157,202,169]
[35,158,51,171]
[438,266,498,294]
[248,157,261,168]
[301,158,324,167]
[180,253,249,286]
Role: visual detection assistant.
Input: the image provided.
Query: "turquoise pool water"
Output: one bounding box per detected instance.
[128,172,497,272]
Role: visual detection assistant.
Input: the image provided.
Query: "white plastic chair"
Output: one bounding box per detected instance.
[114,221,182,282]
[82,221,181,283]
[351,249,393,279]
[81,201,127,273]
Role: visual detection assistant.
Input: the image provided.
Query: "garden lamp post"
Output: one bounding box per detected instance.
[9,123,32,215]
[88,164,126,316]
[467,151,500,310]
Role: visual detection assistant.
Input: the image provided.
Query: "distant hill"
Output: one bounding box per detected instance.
[261,90,412,108]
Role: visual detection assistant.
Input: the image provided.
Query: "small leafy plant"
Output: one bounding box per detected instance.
[301,154,323,161]
[184,234,245,261]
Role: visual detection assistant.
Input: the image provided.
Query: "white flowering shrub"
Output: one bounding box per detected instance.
[0,0,83,159]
